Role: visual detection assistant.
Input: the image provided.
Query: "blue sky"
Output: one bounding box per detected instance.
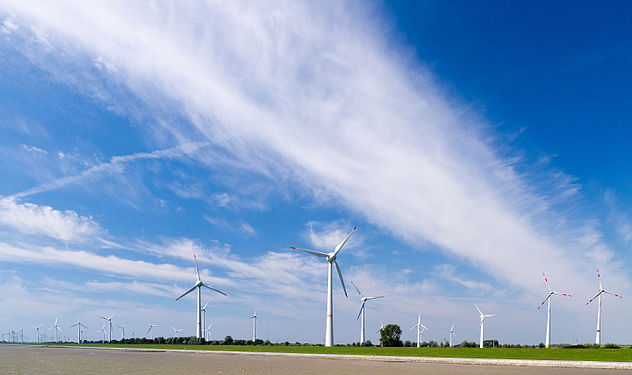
[0,1,630,345]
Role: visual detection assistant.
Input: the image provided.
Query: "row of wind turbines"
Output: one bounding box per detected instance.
[173,226,623,348]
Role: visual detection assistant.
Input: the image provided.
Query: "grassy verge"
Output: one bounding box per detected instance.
[51,343,632,362]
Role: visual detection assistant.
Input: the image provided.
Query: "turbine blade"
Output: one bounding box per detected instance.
[474,304,483,315]
[194,254,201,281]
[542,272,552,292]
[201,283,228,296]
[333,260,348,297]
[333,226,356,256]
[290,247,328,258]
[538,294,552,310]
[350,280,363,297]
[603,290,623,298]
[485,314,496,318]
[356,301,365,320]
[597,269,602,290]
[176,284,198,301]
[202,301,210,310]
[421,324,428,330]
[586,291,603,305]
[366,296,384,301]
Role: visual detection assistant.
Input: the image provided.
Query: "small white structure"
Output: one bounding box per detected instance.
[586,269,623,345]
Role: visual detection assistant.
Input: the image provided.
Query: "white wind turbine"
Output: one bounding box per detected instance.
[176,254,227,338]
[146,323,158,340]
[31,324,42,344]
[205,323,213,340]
[50,318,61,343]
[69,318,88,344]
[172,327,183,338]
[249,309,261,342]
[410,314,428,348]
[116,323,127,340]
[201,301,209,339]
[291,226,356,346]
[586,269,623,345]
[449,324,455,347]
[538,272,572,348]
[350,281,384,345]
[99,313,116,343]
[475,305,495,348]
[98,325,106,344]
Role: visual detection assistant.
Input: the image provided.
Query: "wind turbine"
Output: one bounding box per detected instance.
[99,313,116,343]
[291,226,356,346]
[146,323,158,340]
[176,254,227,338]
[172,327,183,338]
[538,272,572,348]
[249,309,261,342]
[201,301,209,339]
[205,323,213,340]
[475,305,495,348]
[31,324,42,344]
[350,281,384,345]
[410,314,428,348]
[586,269,623,345]
[115,323,127,340]
[98,325,106,344]
[70,318,88,344]
[50,318,61,343]
[449,324,455,347]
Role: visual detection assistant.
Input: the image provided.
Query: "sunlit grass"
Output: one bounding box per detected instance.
[50,343,632,362]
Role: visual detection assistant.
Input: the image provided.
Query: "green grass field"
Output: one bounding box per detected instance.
[50,343,632,362]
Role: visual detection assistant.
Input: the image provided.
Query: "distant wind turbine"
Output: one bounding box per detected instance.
[201,301,209,339]
[249,309,261,342]
[70,318,88,344]
[475,305,495,348]
[538,273,572,348]
[98,325,106,344]
[291,226,356,346]
[176,254,227,338]
[172,327,182,338]
[49,318,61,343]
[410,314,428,348]
[586,269,623,345]
[449,324,455,347]
[146,323,158,340]
[31,324,42,344]
[115,323,127,340]
[205,323,213,340]
[350,281,384,345]
[99,313,117,343]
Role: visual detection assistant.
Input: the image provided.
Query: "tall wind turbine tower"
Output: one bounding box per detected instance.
[538,273,572,348]
[99,313,116,343]
[50,318,61,343]
[291,226,356,346]
[410,314,428,348]
[176,254,227,338]
[449,324,455,347]
[98,325,106,343]
[116,323,127,340]
[205,323,213,340]
[586,269,623,345]
[146,323,158,340]
[350,281,384,345]
[201,301,209,339]
[248,309,262,342]
[475,305,495,348]
[69,318,88,344]
[172,327,182,338]
[31,324,42,344]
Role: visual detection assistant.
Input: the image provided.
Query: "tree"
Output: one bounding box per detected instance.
[379,324,403,347]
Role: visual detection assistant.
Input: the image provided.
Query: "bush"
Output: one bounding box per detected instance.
[604,343,620,349]
[379,324,403,347]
